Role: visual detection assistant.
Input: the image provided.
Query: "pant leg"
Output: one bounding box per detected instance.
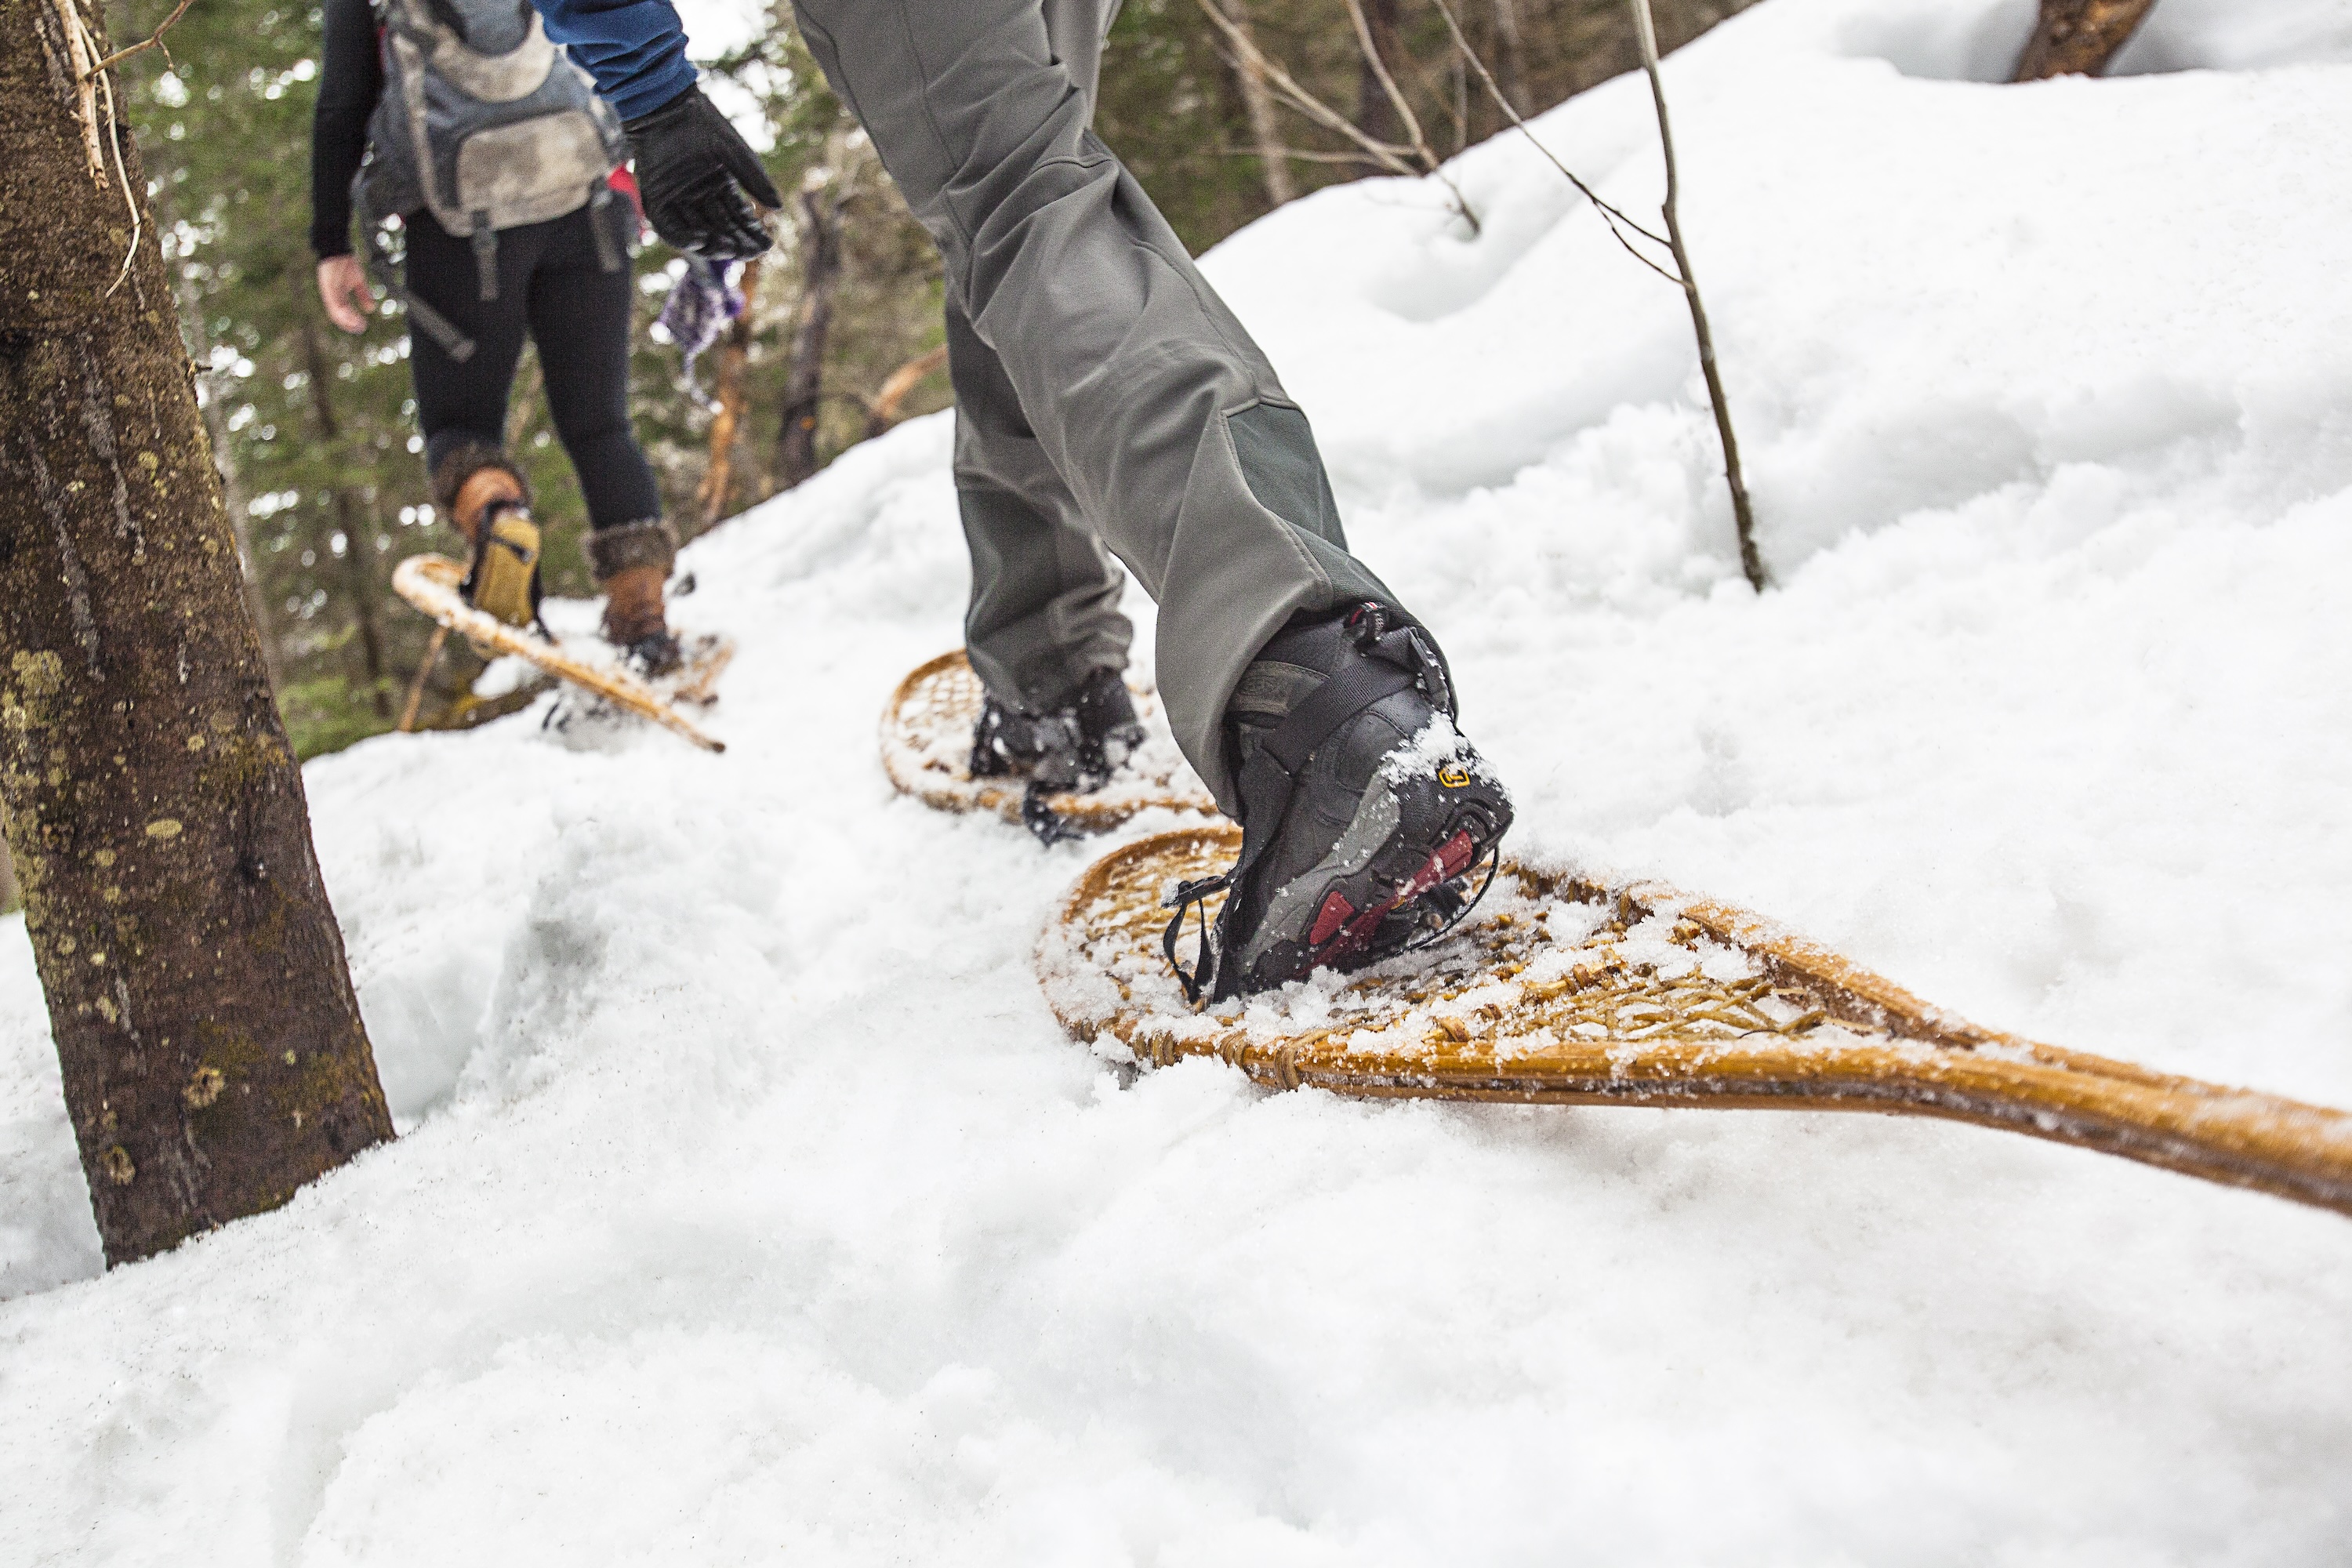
[790,0,1403,807]
[950,0,1128,713]
[403,212,532,478]
[522,209,666,530]
[951,291,1134,712]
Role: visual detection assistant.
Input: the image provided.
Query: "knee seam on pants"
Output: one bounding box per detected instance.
[1213,399,1337,597]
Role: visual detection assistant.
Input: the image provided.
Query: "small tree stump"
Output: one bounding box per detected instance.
[2013,0,2160,82]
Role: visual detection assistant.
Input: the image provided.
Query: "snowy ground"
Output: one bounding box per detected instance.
[6,0,2352,1559]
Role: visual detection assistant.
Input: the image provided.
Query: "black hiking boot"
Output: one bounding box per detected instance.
[971,666,1149,845]
[1164,603,1512,1003]
[969,666,1145,794]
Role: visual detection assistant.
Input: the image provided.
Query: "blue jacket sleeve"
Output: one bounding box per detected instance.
[530,0,699,122]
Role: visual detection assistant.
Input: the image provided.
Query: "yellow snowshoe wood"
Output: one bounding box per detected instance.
[1040,826,2352,1218]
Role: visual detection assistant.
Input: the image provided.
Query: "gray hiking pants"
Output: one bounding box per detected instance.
[789,0,1405,805]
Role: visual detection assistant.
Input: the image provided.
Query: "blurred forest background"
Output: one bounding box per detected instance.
[108,0,1759,760]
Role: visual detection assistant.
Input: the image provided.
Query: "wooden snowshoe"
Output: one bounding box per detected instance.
[881,650,1218,836]
[392,554,731,753]
[1040,826,2352,1218]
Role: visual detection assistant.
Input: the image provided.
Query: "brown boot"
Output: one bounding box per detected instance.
[431,442,540,628]
[587,520,683,676]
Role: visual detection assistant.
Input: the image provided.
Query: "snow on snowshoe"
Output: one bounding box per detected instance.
[392,554,733,752]
[881,650,1217,840]
[1041,825,2352,1218]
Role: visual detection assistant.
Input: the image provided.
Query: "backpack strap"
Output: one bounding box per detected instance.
[353,180,478,361]
[587,180,622,273]
[469,212,499,300]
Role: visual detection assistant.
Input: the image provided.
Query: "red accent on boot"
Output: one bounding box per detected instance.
[1309,890,1358,946]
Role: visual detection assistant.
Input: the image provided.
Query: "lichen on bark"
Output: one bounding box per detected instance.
[2,0,394,1265]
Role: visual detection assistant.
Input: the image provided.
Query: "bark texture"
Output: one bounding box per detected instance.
[2013,0,2158,81]
[0,0,393,1266]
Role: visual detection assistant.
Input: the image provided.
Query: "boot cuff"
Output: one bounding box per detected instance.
[429,440,532,515]
[585,518,678,583]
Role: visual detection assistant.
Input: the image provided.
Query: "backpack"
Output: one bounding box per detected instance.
[352,0,632,351]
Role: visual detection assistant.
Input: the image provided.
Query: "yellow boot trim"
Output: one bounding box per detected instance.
[468,509,541,630]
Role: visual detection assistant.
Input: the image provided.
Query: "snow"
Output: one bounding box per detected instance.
[6,0,2352,1558]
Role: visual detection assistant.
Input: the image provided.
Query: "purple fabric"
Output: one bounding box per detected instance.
[655,258,746,407]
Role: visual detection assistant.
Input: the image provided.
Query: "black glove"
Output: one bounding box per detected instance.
[622,85,784,261]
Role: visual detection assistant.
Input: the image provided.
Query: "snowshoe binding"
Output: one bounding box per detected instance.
[1163,603,1512,1002]
[971,666,1147,844]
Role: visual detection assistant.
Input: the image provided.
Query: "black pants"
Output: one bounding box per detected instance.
[404,205,661,530]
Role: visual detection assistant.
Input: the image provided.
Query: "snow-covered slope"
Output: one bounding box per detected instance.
[5,0,2350,1559]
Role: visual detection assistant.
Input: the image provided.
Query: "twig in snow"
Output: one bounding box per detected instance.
[1625,0,1765,590]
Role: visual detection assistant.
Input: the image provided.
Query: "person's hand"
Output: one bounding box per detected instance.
[622,85,782,261]
[318,255,376,333]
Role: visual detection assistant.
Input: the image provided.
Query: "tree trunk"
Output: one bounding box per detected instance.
[774,182,842,492]
[695,256,762,528]
[299,320,390,717]
[1218,0,1296,207]
[0,1,394,1267]
[2013,0,2158,81]
[1354,0,1407,150]
[151,174,281,694]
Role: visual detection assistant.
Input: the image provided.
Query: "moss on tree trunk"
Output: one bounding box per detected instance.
[1,0,394,1266]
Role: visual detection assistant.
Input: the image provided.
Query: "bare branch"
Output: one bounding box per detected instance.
[84,0,198,78]
[1193,0,1422,180]
[1423,0,1672,273]
[1341,0,1480,232]
[1625,0,1764,590]
[1212,0,1296,206]
[1343,0,1436,172]
[45,0,144,292]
